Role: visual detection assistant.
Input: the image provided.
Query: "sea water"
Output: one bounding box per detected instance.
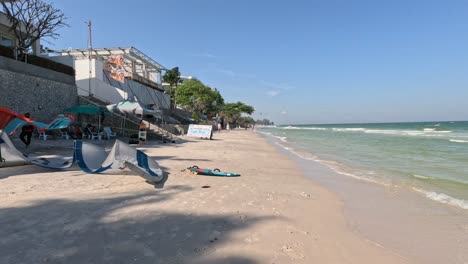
[257,121,468,210]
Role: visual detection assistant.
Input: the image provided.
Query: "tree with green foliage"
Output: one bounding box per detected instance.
[175,79,225,118]
[256,119,274,126]
[221,101,255,126]
[237,116,255,128]
[208,88,225,114]
[162,67,181,109]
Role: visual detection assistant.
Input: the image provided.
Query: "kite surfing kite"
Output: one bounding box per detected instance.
[0,106,164,185]
[0,106,74,136]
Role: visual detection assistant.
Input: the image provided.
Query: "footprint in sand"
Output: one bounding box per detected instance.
[286,225,310,236]
[281,243,305,260]
[244,233,260,244]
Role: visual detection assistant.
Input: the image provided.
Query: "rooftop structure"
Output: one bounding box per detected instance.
[54,47,166,85]
[49,46,171,110]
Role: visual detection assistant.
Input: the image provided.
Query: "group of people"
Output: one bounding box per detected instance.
[17,111,104,147]
[216,116,230,132]
[67,123,100,139]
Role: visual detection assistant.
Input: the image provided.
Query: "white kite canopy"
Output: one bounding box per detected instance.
[73,140,164,184]
[0,130,74,169]
[106,96,162,118]
[0,129,29,167]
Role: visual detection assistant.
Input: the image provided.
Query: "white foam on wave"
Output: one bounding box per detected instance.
[273,135,391,186]
[332,128,365,132]
[412,188,468,210]
[412,174,434,180]
[256,130,288,142]
[277,136,288,142]
[274,142,317,160]
[302,127,328,130]
[362,129,452,137]
[279,126,456,138]
[282,126,328,130]
[314,159,390,186]
[449,139,468,143]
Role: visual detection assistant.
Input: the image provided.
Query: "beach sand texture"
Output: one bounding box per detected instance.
[0,131,413,264]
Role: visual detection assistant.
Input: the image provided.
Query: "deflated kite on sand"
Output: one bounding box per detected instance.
[0,130,164,184]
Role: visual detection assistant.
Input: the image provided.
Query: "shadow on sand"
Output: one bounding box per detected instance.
[0,185,273,263]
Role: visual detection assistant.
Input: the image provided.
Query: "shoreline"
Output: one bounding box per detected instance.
[0,131,421,263]
[259,131,468,264]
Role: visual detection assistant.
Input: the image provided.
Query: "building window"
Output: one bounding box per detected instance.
[0,35,15,47]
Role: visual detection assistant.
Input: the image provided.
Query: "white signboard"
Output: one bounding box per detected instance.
[187,124,212,138]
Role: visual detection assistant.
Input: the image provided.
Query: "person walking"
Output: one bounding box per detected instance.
[20,112,34,147]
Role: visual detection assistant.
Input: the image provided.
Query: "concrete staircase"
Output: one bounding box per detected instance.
[78,95,179,142]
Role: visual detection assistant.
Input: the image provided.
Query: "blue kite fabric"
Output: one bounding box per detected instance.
[0,130,164,184]
[73,140,164,184]
[4,114,73,135]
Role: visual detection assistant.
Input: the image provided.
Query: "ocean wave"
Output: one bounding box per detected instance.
[274,142,317,160]
[279,126,457,138]
[412,188,468,210]
[276,136,288,142]
[282,126,327,130]
[332,128,365,132]
[322,128,454,137]
[449,139,468,143]
[313,159,390,186]
[412,174,434,180]
[302,127,328,130]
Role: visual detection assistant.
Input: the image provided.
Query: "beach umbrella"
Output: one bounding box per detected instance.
[64,105,109,132]
[64,105,108,115]
[106,97,162,118]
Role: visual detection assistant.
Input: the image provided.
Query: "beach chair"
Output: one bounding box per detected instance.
[77,127,86,139]
[38,130,50,140]
[86,127,102,140]
[103,127,116,140]
[60,129,70,140]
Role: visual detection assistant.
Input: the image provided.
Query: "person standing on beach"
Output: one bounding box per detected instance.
[217,115,222,133]
[20,112,34,147]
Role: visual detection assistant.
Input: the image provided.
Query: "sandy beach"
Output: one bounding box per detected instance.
[1,130,416,263]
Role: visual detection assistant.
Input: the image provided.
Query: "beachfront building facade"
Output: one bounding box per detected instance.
[0,11,42,55]
[50,47,170,110]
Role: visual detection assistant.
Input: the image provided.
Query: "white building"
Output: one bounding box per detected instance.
[50,47,171,110]
[0,11,41,55]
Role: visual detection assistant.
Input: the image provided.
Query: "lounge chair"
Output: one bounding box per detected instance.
[38,130,51,140]
[86,127,102,140]
[103,127,116,140]
[60,129,70,140]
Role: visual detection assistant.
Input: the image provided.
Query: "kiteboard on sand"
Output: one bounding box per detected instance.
[186,165,240,177]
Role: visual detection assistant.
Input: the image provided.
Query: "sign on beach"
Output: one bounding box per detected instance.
[186,124,212,138]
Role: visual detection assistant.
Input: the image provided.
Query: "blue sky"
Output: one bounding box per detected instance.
[50,0,468,124]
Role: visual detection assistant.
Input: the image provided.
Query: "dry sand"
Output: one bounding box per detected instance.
[0,130,414,264]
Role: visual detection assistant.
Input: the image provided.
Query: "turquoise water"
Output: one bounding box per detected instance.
[258,121,468,209]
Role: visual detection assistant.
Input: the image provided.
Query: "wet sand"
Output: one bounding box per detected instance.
[0,130,415,263]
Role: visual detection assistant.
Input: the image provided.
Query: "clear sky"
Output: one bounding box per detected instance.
[50,0,468,125]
